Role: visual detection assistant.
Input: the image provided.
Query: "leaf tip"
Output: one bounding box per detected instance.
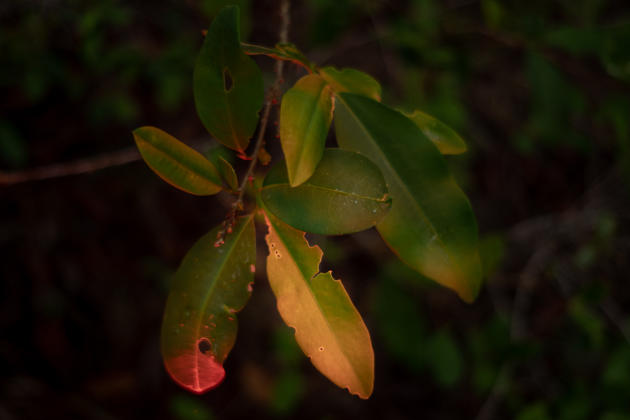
[458,277,482,304]
[163,351,226,394]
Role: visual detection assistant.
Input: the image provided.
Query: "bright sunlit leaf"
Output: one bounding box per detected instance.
[194,6,264,153]
[133,126,222,196]
[161,215,256,394]
[404,110,467,155]
[335,93,482,302]
[319,66,382,101]
[261,149,390,235]
[262,206,374,399]
[280,74,333,186]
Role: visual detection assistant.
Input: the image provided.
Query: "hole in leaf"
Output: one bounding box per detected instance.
[223,68,233,92]
[198,338,212,354]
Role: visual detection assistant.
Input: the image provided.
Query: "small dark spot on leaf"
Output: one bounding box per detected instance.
[223,68,233,91]
[198,338,212,354]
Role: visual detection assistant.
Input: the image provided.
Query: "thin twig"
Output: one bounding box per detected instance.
[0,139,213,187]
[233,0,289,209]
[510,243,557,340]
[475,243,556,420]
[1,1,292,190]
[221,0,290,238]
[0,147,140,186]
[477,169,627,420]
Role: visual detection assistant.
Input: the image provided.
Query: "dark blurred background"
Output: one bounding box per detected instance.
[2,0,630,419]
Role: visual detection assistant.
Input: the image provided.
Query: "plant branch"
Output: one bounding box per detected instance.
[0,138,214,187]
[228,0,290,216]
[0,147,140,186]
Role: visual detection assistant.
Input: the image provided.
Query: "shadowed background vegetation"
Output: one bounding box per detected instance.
[2,0,630,418]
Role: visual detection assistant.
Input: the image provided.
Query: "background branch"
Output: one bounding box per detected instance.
[230,0,290,213]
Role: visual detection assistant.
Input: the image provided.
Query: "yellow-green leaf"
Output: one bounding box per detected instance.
[194,6,264,153]
[319,66,382,101]
[335,93,482,302]
[261,149,390,235]
[161,215,256,394]
[280,74,333,186]
[262,207,374,399]
[405,110,467,155]
[133,126,222,196]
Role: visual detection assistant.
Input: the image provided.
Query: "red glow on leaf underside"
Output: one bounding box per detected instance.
[164,351,225,394]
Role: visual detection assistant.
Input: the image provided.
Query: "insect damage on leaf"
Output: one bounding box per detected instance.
[161,215,256,394]
[135,2,482,400]
[193,6,264,153]
[262,208,374,399]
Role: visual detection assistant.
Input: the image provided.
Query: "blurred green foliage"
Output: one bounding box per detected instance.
[2,0,630,418]
[270,326,305,415]
[170,393,214,420]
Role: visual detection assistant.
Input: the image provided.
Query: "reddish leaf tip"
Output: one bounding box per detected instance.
[164,351,226,394]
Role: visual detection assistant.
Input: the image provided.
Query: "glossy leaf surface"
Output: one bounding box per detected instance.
[405,110,467,155]
[133,126,222,196]
[280,74,333,186]
[194,6,264,152]
[161,215,256,394]
[335,93,482,302]
[319,66,382,101]
[261,149,390,235]
[263,208,374,398]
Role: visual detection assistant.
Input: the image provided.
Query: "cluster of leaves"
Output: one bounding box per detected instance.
[132,6,481,399]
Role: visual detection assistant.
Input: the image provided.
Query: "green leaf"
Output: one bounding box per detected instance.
[371,275,425,374]
[133,126,222,196]
[205,145,239,191]
[194,6,264,153]
[272,370,305,415]
[404,110,467,155]
[319,66,382,101]
[261,149,390,235]
[241,42,314,71]
[425,330,463,388]
[169,394,214,420]
[161,215,256,394]
[516,402,552,420]
[216,156,238,191]
[276,43,315,70]
[263,207,374,399]
[335,93,482,302]
[280,74,333,186]
[241,42,280,56]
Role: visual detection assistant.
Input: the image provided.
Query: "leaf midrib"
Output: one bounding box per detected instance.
[268,215,363,391]
[192,214,253,390]
[138,138,219,191]
[336,95,452,265]
[262,182,388,203]
[291,77,330,181]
